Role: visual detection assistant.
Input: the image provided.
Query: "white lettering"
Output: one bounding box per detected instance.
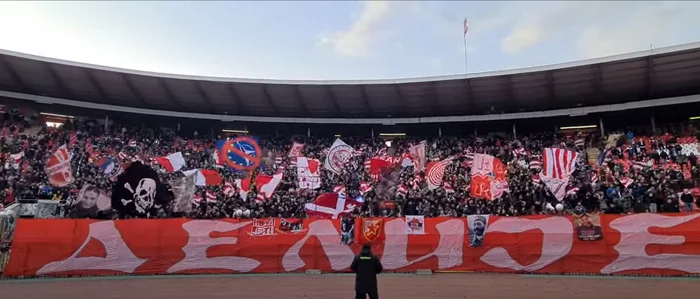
[480,217,572,271]
[601,213,700,274]
[167,220,260,273]
[282,220,354,271]
[37,221,146,275]
[382,219,464,270]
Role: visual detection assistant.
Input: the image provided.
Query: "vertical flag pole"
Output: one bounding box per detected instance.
[463,18,469,74]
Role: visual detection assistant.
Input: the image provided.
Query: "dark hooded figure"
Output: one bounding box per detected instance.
[350,244,383,299]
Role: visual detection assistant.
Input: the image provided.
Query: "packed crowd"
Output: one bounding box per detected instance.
[1,108,699,220]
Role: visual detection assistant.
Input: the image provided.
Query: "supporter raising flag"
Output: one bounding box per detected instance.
[540,148,579,201]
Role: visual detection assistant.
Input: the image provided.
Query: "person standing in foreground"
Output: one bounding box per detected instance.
[350,244,383,299]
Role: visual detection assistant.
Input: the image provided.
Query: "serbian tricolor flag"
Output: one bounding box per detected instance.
[155,152,186,172]
[183,169,223,186]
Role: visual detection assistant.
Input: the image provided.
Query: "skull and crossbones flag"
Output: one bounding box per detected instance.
[111,161,171,217]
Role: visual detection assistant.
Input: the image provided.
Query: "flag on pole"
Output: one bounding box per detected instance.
[463,18,469,35]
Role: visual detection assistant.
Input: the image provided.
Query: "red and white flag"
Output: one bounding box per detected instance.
[256,167,285,200]
[541,148,579,201]
[155,152,186,172]
[443,182,455,194]
[532,174,541,184]
[470,154,508,200]
[206,191,217,203]
[69,132,77,148]
[396,184,409,196]
[45,145,73,187]
[297,157,321,190]
[183,169,223,186]
[192,193,203,204]
[223,181,236,197]
[425,158,452,190]
[333,185,346,194]
[408,141,427,173]
[324,138,354,174]
[365,157,395,180]
[359,181,372,195]
[619,177,634,188]
[288,142,304,158]
[305,193,362,219]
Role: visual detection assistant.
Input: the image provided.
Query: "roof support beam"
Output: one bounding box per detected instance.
[293,85,310,115]
[84,69,111,104]
[0,56,33,94]
[505,76,516,112]
[464,79,475,115]
[260,85,279,116]
[646,56,655,100]
[360,85,374,117]
[157,78,186,110]
[546,71,556,110]
[121,74,149,108]
[43,62,72,100]
[325,86,342,117]
[430,82,441,116]
[193,81,217,114]
[228,84,246,115]
[593,65,604,104]
[393,85,406,117]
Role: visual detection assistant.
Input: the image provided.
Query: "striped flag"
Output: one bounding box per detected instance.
[541,148,579,201]
[69,132,77,148]
[426,158,453,190]
[206,191,217,203]
[359,181,372,195]
[619,177,634,188]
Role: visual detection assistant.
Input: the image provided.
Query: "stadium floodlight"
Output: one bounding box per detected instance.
[379,133,406,137]
[689,116,700,120]
[559,125,597,130]
[334,134,341,137]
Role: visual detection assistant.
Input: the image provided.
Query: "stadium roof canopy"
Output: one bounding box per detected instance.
[0,42,700,120]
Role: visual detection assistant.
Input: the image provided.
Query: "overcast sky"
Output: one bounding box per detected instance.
[1,1,699,80]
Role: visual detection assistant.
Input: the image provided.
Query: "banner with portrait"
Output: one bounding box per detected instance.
[170,173,197,213]
[573,213,603,241]
[467,214,490,247]
[70,185,111,218]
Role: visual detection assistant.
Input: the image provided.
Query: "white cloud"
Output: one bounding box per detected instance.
[575,2,700,58]
[318,1,391,57]
[501,24,542,53]
[490,2,700,55]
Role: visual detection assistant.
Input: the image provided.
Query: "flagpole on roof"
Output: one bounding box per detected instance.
[463,18,469,74]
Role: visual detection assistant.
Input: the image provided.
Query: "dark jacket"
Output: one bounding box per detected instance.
[350,246,383,294]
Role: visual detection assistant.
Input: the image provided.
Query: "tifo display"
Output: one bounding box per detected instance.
[4,213,700,277]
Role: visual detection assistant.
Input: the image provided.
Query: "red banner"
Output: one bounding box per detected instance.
[5,214,700,277]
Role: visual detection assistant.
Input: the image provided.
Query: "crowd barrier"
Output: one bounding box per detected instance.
[3,213,700,277]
